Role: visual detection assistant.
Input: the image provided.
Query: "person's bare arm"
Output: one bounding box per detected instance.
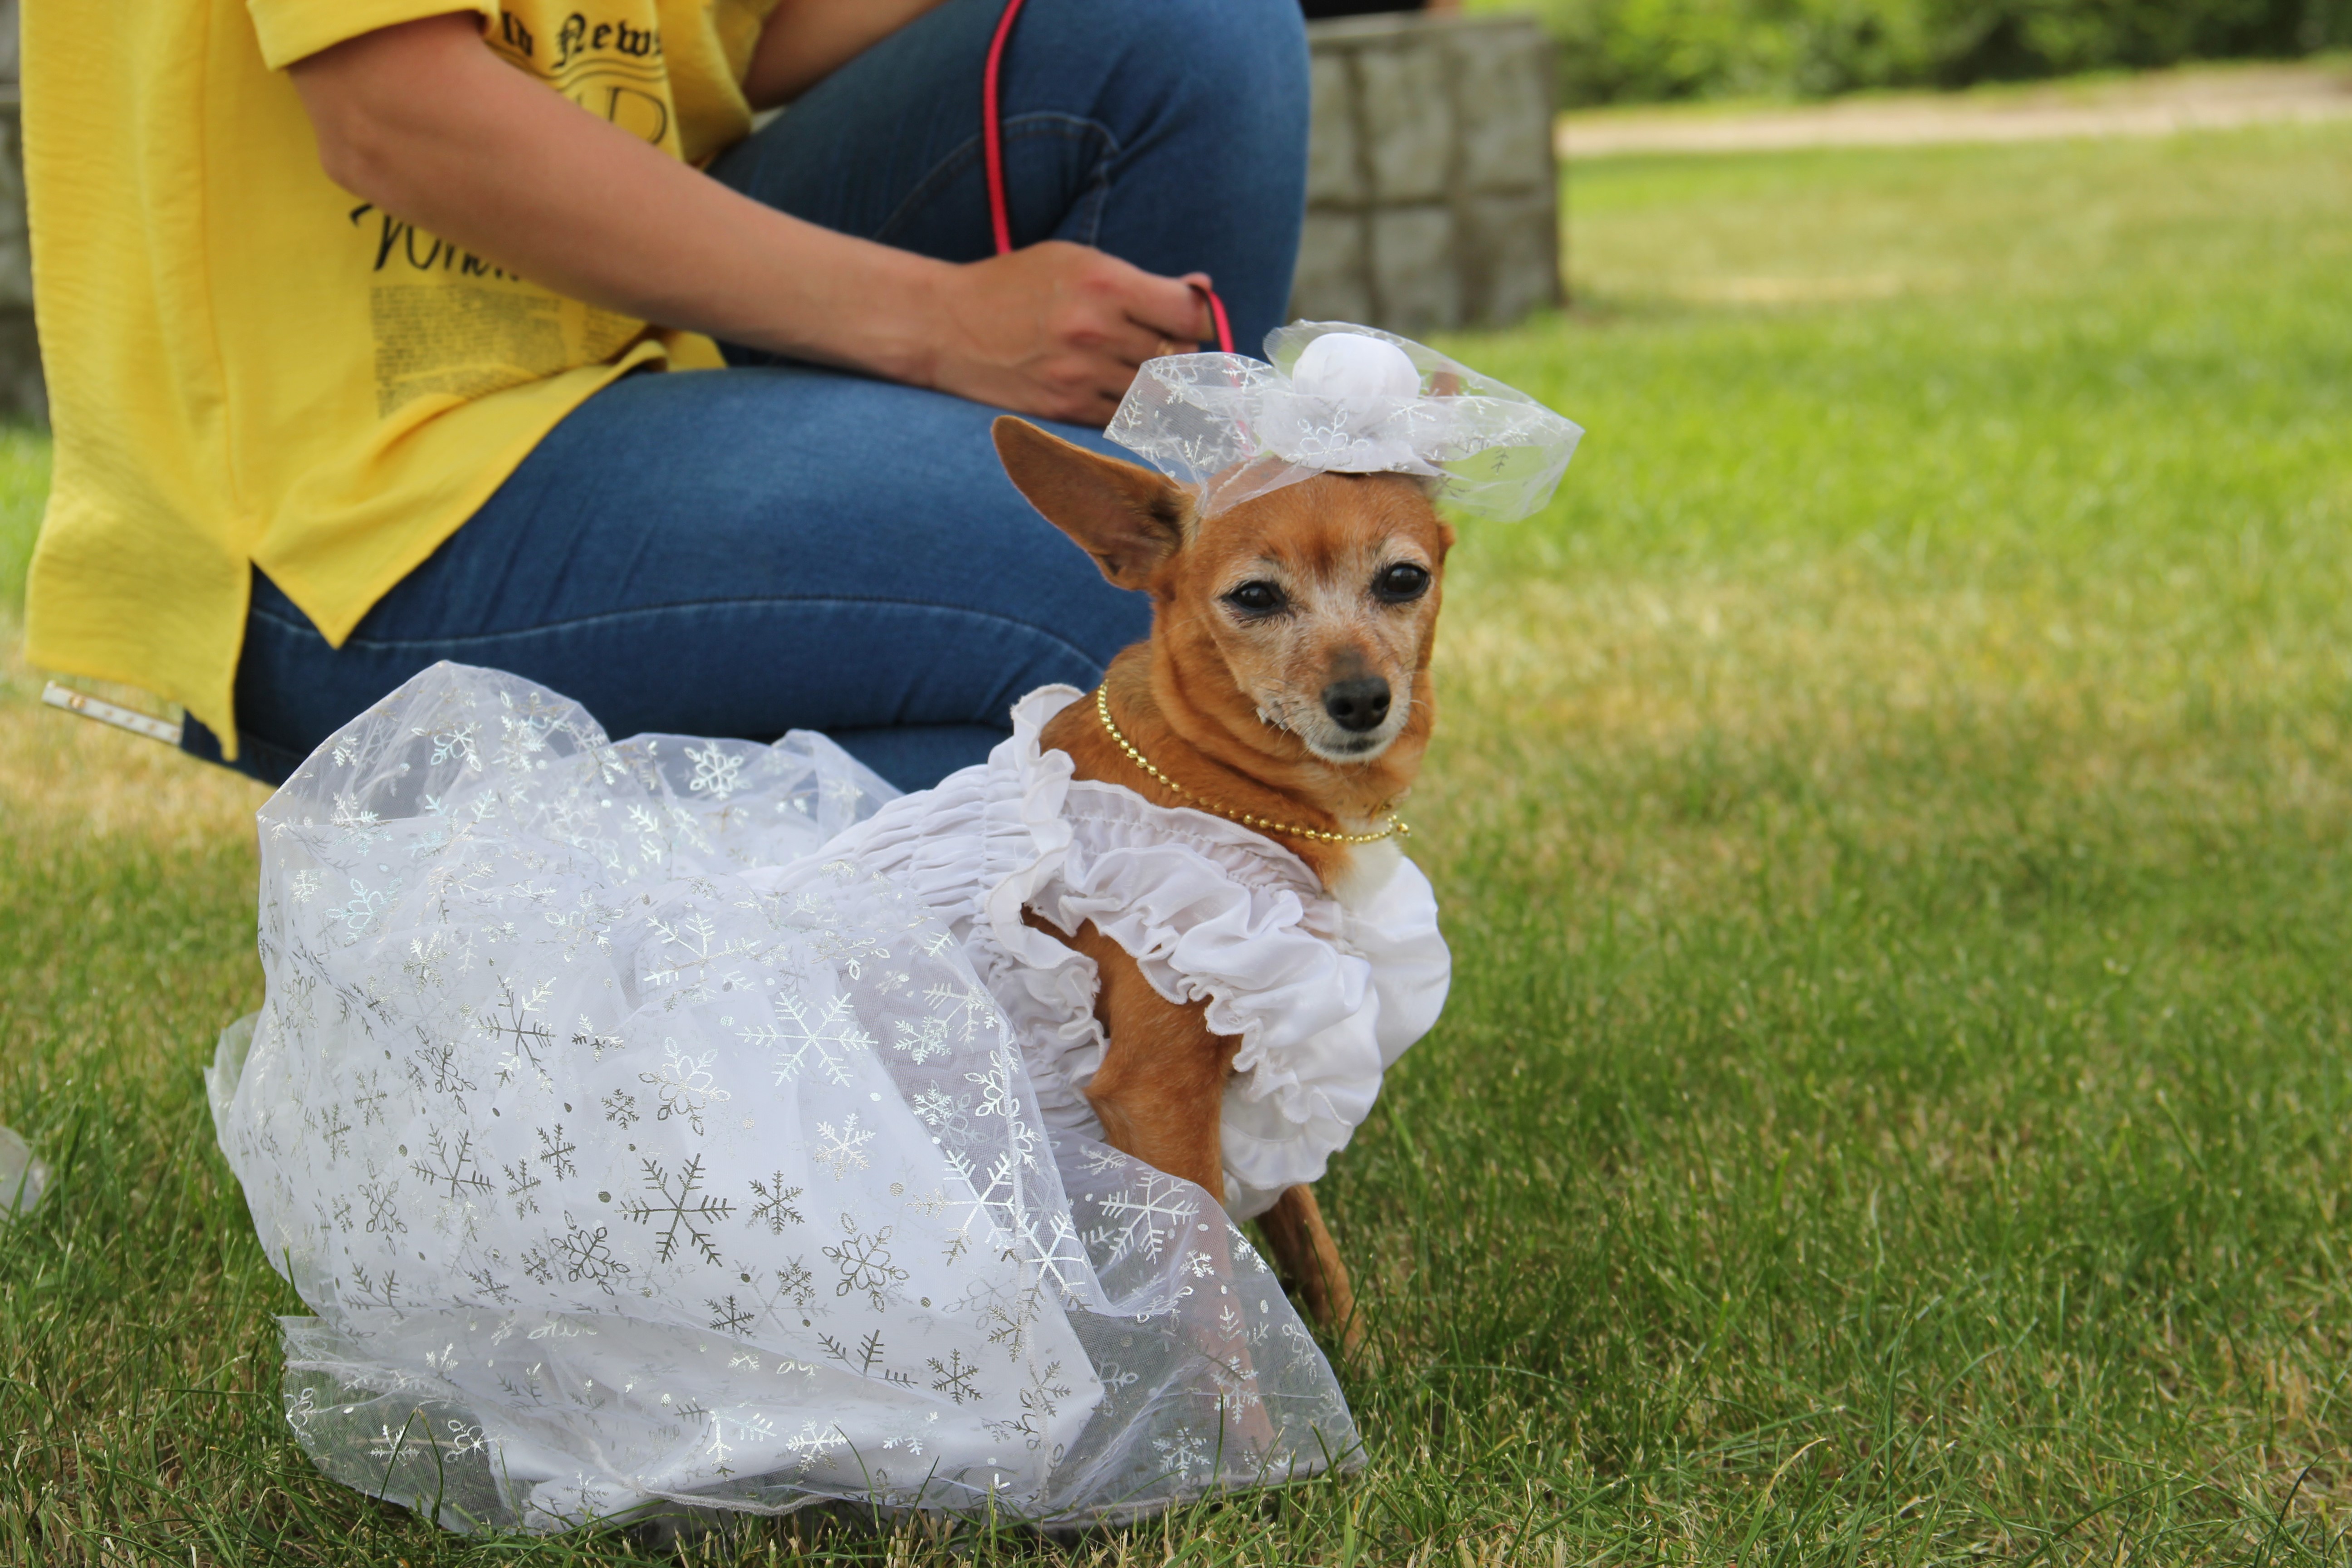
[291,12,1211,422]
[745,0,952,108]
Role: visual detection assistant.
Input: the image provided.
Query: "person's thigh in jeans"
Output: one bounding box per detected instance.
[202,371,1155,791]
[192,0,1308,789]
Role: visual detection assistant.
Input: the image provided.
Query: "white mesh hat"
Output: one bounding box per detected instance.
[1105,321,1583,519]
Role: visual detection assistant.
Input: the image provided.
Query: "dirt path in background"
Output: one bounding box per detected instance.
[1558,60,2352,157]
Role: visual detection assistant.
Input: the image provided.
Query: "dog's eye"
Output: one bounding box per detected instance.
[1374,562,1431,602]
[1224,581,1286,616]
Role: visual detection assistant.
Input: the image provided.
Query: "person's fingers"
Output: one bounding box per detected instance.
[1118,265,1213,343]
[1115,332,1198,372]
[1093,313,1177,369]
[1178,272,1217,342]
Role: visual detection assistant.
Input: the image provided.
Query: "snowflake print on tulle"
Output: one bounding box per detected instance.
[347,1259,402,1313]
[776,1255,818,1310]
[361,1172,406,1237]
[1152,1427,1214,1485]
[523,1213,631,1294]
[328,793,390,849]
[304,1102,354,1164]
[705,1409,778,1475]
[927,1348,983,1405]
[502,1156,543,1217]
[823,1215,910,1310]
[618,1154,735,1266]
[910,1088,974,1140]
[706,1294,758,1336]
[1013,1360,1078,1448]
[643,912,754,1004]
[408,1033,481,1112]
[476,976,557,1090]
[1088,1171,1201,1268]
[743,991,875,1087]
[818,1325,910,1384]
[326,877,393,941]
[747,1174,805,1234]
[923,980,1003,1046]
[784,1416,848,1475]
[684,742,746,802]
[571,1019,625,1060]
[891,1015,951,1064]
[417,719,481,772]
[966,1046,1021,1122]
[812,1114,874,1180]
[638,1040,731,1135]
[534,1123,578,1180]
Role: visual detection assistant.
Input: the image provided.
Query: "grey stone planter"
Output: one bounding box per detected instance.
[1289,9,1561,337]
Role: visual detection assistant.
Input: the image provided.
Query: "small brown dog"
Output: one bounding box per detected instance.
[992,415,1453,1349]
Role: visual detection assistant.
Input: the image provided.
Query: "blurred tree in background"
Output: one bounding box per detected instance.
[1464,0,2352,103]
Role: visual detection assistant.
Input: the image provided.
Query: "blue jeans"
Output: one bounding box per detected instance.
[186,0,1308,791]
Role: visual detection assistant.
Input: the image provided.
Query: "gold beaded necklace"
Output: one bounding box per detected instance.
[1092,685,1410,846]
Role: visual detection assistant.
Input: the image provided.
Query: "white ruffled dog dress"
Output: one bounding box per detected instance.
[207,665,1443,1532]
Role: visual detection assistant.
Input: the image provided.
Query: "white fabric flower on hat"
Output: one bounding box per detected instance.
[1106,321,1583,519]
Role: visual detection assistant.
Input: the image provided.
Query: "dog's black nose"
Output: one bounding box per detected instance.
[1322,676,1391,734]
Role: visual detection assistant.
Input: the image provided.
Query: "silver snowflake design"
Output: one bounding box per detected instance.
[502,1157,543,1217]
[638,1039,731,1135]
[741,991,875,1087]
[534,1123,578,1180]
[1153,1427,1215,1484]
[705,1409,779,1474]
[784,1416,847,1475]
[923,979,1004,1046]
[643,912,754,1003]
[811,1113,875,1180]
[926,1348,983,1406]
[891,1015,951,1064]
[409,1126,494,1202]
[748,1173,806,1234]
[706,1294,758,1335]
[416,720,481,771]
[823,1216,910,1310]
[777,1255,818,1310]
[684,741,747,802]
[523,1213,630,1294]
[1088,1171,1201,1267]
[618,1155,735,1266]
[965,1045,1022,1121]
[910,1088,974,1139]
[474,975,557,1088]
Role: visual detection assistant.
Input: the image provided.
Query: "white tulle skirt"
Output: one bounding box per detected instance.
[206,663,1357,1533]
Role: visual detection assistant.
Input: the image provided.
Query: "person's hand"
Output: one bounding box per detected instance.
[922,242,1217,425]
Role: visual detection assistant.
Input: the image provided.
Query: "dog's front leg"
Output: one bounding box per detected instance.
[1049,919,1239,1201]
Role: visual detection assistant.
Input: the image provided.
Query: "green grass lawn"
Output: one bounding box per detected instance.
[7,119,2352,1564]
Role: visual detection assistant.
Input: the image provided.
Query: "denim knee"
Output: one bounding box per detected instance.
[1100,0,1308,154]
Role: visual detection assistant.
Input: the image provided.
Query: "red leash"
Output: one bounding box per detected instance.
[982,0,1235,354]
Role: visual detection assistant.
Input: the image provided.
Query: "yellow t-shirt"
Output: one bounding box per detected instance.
[21,0,775,756]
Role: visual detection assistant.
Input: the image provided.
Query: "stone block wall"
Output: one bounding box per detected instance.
[1290,10,1560,337]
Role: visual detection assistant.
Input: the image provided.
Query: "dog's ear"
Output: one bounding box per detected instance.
[992,417,1187,590]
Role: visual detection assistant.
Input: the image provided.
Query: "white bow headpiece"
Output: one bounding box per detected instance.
[1106,321,1583,519]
